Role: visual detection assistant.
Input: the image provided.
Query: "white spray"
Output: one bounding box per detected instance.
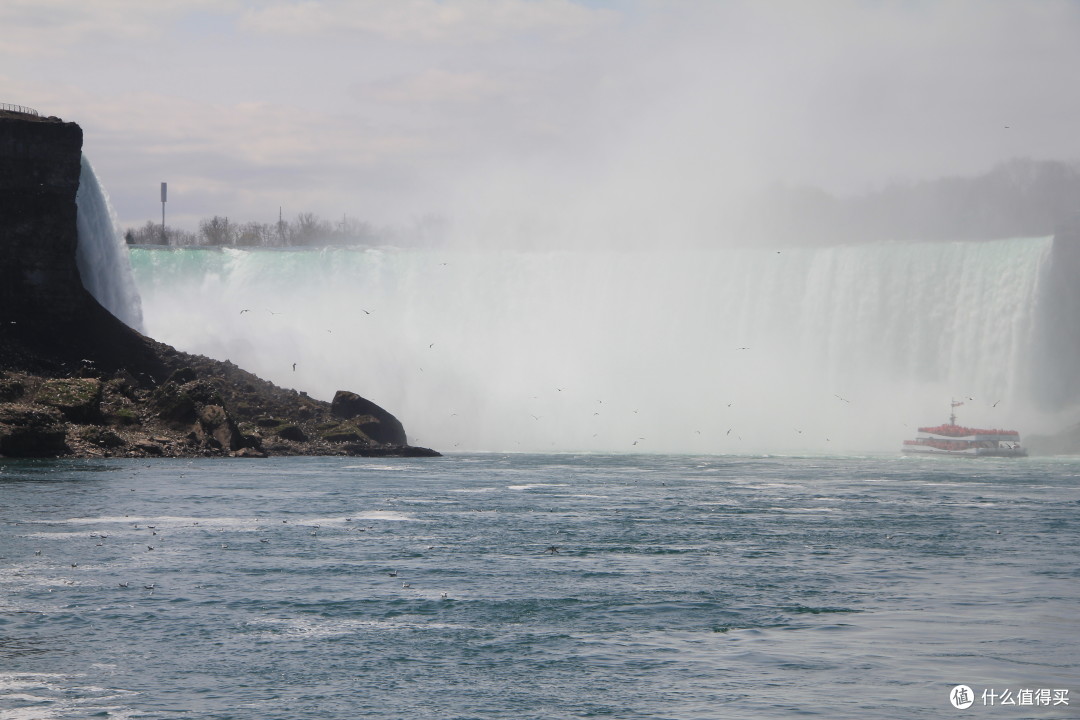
[129,237,1054,454]
[76,155,144,331]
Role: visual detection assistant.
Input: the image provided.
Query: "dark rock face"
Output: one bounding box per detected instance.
[0,404,69,457]
[0,112,166,378]
[0,110,439,459]
[0,112,85,322]
[330,390,408,445]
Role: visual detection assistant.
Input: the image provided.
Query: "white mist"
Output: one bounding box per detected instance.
[129,238,1053,454]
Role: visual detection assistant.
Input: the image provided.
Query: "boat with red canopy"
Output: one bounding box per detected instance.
[902,401,1026,457]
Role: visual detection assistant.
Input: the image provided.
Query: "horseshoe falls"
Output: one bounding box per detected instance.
[126,236,1077,454]
[75,155,144,331]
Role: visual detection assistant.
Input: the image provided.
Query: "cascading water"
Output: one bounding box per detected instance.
[76,155,144,331]
[128,237,1061,454]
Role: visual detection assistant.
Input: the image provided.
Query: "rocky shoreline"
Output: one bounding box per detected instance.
[0,343,441,460]
[0,109,439,460]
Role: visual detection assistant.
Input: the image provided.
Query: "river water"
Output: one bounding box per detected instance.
[1,453,1077,719]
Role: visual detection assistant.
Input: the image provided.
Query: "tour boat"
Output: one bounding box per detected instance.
[902,401,1027,457]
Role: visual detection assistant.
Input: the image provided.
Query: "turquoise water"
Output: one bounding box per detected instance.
[128,241,1054,455]
[1,454,1077,718]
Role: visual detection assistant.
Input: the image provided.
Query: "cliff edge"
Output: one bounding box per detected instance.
[0,109,439,459]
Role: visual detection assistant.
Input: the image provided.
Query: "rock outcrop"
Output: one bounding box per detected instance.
[0,108,439,459]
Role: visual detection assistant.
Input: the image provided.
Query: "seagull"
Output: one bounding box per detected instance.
[292,363,296,371]
[993,400,1001,407]
[240,309,251,314]
[547,546,560,554]
[118,582,129,588]
[834,394,851,403]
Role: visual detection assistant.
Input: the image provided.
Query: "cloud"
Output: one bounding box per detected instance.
[0,0,228,57]
[359,68,504,106]
[6,0,1080,238]
[241,0,617,44]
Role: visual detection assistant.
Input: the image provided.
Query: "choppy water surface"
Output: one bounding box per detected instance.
[1,454,1077,719]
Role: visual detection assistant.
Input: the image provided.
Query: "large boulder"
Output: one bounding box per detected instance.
[197,403,241,451]
[330,390,407,446]
[0,404,69,457]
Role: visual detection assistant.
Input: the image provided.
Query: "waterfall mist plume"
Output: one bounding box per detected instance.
[130,238,1061,454]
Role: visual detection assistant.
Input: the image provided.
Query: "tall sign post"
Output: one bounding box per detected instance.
[160,182,167,244]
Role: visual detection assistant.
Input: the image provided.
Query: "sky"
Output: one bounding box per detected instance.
[4,0,1080,240]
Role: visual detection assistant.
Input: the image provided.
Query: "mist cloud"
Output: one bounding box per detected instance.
[4,0,1080,238]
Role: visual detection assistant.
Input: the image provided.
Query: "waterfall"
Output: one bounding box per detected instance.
[76,155,144,331]
[128,238,1058,454]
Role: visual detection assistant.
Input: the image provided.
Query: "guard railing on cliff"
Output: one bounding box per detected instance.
[0,103,40,116]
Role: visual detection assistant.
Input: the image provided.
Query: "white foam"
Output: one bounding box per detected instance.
[507,483,568,490]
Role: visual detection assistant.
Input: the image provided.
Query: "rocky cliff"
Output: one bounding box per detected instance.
[0,109,438,459]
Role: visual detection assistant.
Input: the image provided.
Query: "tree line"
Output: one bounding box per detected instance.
[739,158,1080,246]
[125,212,447,247]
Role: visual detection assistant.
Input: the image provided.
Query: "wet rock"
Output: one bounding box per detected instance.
[0,378,26,401]
[276,424,308,442]
[35,377,103,423]
[78,426,126,449]
[197,403,241,451]
[233,446,268,458]
[0,404,69,457]
[318,421,369,444]
[151,382,198,427]
[330,390,407,445]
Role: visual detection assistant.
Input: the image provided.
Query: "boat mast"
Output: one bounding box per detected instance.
[950,398,962,426]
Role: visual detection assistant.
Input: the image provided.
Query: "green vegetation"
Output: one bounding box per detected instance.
[125,211,446,248]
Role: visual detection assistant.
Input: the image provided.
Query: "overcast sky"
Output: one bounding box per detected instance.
[4,0,1080,239]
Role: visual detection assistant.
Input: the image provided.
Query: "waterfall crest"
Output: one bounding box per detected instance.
[76,155,144,331]
[129,238,1056,454]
